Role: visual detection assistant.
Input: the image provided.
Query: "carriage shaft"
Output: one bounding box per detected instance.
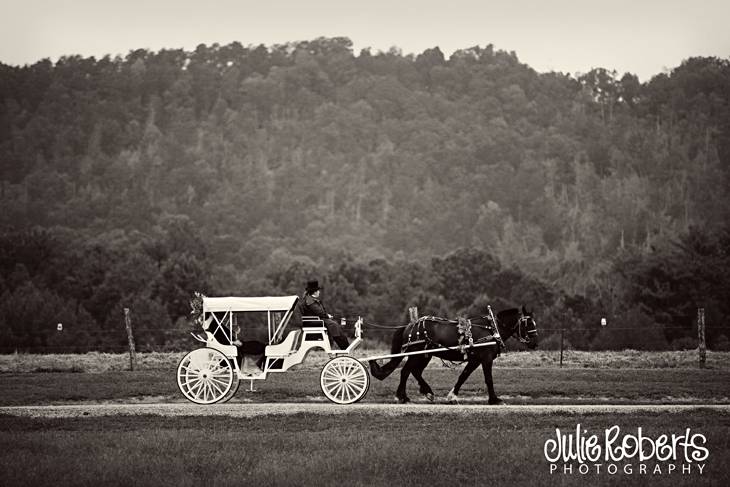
[364,341,497,362]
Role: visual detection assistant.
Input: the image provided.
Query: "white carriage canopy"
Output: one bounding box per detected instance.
[203,296,299,313]
[202,295,300,344]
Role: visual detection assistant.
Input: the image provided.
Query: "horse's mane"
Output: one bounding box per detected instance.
[496,308,519,321]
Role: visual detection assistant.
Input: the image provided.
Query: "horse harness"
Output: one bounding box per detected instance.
[402,315,503,360]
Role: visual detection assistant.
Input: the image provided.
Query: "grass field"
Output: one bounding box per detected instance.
[1,351,729,486]
[0,351,729,406]
[1,410,728,486]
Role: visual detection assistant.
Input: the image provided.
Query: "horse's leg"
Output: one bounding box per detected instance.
[482,356,503,405]
[446,358,480,404]
[409,355,434,402]
[395,358,412,403]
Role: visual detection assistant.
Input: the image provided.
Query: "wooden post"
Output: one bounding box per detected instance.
[698,308,706,369]
[559,328,564,368]
[124,307,137,371]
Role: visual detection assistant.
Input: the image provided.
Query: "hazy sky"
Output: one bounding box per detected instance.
[1,0,729,81]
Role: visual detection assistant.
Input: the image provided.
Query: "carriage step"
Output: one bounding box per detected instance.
[240,371,266,380]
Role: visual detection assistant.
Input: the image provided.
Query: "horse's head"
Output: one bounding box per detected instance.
[495,306,538,349]
[517,305,539,349]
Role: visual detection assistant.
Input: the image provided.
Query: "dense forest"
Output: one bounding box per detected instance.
[1,37,729,352]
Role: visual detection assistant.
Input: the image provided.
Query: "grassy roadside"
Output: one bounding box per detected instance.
[1,367,728,406]
[0,410,728,486]
[1,350,729,373]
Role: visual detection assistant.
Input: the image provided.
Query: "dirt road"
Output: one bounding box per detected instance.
[1,403,728,419]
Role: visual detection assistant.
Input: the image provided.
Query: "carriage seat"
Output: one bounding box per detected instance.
[301,315,325,327]
[265,330,302,357]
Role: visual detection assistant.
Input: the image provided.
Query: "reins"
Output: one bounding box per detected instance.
[361,320,408,330]
[361,317,495,331]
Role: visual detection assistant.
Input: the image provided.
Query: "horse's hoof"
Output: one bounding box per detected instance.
[446,390,459,404]
[424,392,435,402]
[395,396,411,404]
[488,398,504,405]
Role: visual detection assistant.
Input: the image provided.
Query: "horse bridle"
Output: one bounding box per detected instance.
[515,314,538,343]
[472,312,536,345]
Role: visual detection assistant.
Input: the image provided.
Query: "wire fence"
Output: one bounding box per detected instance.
[2,324,729,354]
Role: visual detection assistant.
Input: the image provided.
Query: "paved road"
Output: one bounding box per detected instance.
[1,403,729,418]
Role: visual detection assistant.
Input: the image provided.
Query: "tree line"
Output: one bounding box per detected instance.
[1,224,728,352]
[0,38,729,351]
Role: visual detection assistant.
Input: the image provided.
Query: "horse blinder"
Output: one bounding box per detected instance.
[517,315,538,343]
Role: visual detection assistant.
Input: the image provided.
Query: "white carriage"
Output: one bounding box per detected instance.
[176,295,369,405]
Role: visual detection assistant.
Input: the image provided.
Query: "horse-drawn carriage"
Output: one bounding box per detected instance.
[177,295,370,404]
[177,294,538,405]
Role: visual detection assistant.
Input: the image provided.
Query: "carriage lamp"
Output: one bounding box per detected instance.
[57,323,63,331]
[601,318,607,326]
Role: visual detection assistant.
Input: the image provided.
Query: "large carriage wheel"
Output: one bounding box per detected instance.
[177,348,235,404]
[219,363,241,403]
[320,356,370,404]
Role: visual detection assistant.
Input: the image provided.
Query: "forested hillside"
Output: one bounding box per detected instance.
[1,38,729,351]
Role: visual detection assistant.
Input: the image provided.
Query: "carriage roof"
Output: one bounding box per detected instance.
[202,295,299,313]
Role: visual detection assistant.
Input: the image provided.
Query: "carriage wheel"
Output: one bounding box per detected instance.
[177,348,235,404]
[320,356,370,404]
[219,359,241,403]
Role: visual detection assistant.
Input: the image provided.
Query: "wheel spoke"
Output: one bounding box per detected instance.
[345,381,353,401]
[335,363,345,377]
[189,380,204,396]
[210,370,233,382]
[179,364,201,374]
[349,377,365,389]
[209,376,230,387]
[184,381,198,396]
[209,380,225,396]
[181,377,202,388]
[209,360,226,373]
[345,363,356,376]
[209,380,223,398]
[209,369,231,380]
[350,384,362,397]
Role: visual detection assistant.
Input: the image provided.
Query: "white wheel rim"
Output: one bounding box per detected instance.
[177,349,234,404]
[320,357,369,404]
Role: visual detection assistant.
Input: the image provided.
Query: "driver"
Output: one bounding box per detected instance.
[301,280,349,350]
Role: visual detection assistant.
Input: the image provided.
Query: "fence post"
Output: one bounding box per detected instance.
[559,328,564,368]
[124,307,137,371]
[409,307,419,325]
[698,308,706,369]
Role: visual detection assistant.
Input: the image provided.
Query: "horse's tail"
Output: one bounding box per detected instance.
[368,326,406,380]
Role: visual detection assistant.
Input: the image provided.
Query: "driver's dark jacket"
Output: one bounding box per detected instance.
[301,294,328,319]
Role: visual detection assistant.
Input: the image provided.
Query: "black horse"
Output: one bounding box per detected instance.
[369,306,538,404]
